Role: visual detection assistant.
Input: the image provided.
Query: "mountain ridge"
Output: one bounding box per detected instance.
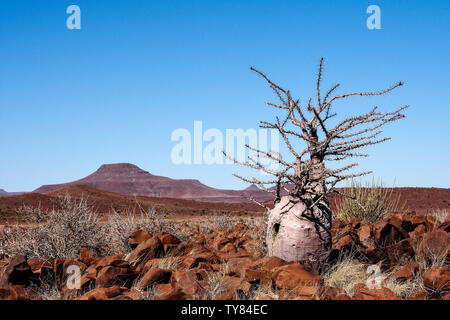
[33,163,271,203]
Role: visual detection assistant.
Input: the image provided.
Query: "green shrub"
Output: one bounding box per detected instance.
[334,178,404,223]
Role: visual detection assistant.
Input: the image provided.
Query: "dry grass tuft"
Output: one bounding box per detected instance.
[150,256,183,271]
[322,252,367,297]
[430,209,449,224]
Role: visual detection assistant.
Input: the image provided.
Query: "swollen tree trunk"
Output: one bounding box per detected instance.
[266,160,332,271]
[266,195,332,271]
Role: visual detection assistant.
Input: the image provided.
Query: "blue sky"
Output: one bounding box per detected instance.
[1,0,449,192]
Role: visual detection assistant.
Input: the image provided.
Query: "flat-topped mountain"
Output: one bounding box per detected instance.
[33,163,271,203]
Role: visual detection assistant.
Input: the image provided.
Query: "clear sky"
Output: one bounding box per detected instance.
[1,0,449,192]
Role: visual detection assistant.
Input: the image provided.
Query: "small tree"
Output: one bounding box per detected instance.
[226,58,408,271]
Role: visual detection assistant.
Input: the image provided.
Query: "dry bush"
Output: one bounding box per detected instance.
[101,206,167,254]
[335,178,404,223]
[0,195,105,258]
[199,212,240,232]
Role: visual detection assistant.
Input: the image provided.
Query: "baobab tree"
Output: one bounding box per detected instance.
[225,58,408,271]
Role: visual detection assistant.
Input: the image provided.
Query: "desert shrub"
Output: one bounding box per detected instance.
[198,212,239,232]
[102,205,192,254]
[334,178,404,223]
[101,206,166,254]
[0,195,105,258]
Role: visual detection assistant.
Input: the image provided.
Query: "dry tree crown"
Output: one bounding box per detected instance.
[225,58,408,212]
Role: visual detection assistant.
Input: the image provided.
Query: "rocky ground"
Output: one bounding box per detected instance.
[0,210,448,300]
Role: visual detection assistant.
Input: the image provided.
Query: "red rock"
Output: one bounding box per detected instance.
[27,257,53,281]
[79,248,98,265]
[261,256,292,273]
[7,284,39,300]
[352,285,398,300]
[121,288,144,300]
[0,255,36,287]
[416,230,449,265]
[386,214,410,238]
[76,267,94,290]
[156,232,181,245]
[335,293,351,300]
[443,292,450,300]
[334,233,359,250]
[364,248,387,266]
[95,266,136,288]
[75,286,127,300]
[385,238,415,268]
[255,256,292,286]
[437,221,450,233]
[316,285,341,300]
[181,252,219,269]
[211,236,231,251]
[241,268,261,283]
[170,270,204,296]
[221,276,251,295]
[285,285,318,299]
[373,219,408,246]
[216,250,251,262]
[154,283,187,300]
[406,291,428,300]
[126,236,164,267]
[357,225,373,244]
[136,268,172,291]
[197,262,214,272]
[220,243,236,253]
[400,212,432,232]
[225,257,253,276]
[408,224,426,240]
[128,230,152,249]
[394,262,420,282]
[93,254,127,269]
[422,266,450,291]
[271,263,323,289]
[0,287,9,299]
[187,268,209,281]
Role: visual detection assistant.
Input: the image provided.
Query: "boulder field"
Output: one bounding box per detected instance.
[0,212,448,300]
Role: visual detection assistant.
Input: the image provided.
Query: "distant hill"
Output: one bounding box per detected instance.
[0,188,25,197]
[33,163,272,203]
